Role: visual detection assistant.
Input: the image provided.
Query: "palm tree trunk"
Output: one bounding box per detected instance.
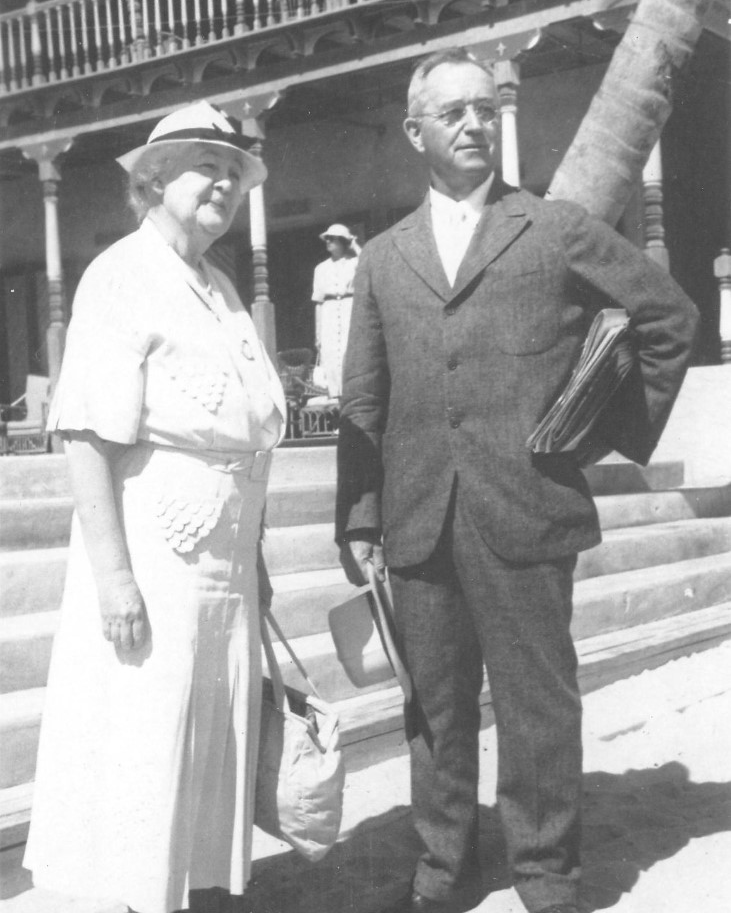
[547,0,709,226]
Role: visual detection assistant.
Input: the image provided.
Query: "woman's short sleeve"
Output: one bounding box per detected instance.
[47,256,149,444]
[312,261,327,303]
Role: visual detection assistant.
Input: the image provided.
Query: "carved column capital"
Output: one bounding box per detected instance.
[22,138,73,181]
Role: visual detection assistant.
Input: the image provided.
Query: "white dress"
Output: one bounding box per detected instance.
[23,220,286,913]
[311,255,358,398]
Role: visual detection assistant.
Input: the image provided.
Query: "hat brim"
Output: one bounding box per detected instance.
[319,231,355,242]
[116,139,267,194]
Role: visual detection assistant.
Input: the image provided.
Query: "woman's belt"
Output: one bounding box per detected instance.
[141,441,273,482]
[209,451,272,480]
[322,292,352,301]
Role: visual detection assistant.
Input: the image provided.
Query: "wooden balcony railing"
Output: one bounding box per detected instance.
[0,0,370,95]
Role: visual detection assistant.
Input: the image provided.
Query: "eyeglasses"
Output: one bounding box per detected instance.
[416,101,498,127]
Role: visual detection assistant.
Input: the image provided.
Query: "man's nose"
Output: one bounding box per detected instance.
[463,105,485,131]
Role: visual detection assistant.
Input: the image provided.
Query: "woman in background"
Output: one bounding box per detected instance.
[311,223,360,398]
[24,101,285,913]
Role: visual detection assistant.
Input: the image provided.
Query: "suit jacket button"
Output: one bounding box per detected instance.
[447,358,458,371]
[450,416,461,429]
[445,306,456,317]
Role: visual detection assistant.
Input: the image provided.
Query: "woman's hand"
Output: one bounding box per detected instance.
[64,432,148,653]
[98,571,148,652]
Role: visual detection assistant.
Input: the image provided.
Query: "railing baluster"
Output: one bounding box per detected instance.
[7,20,18,91]
[179,0,190,48]
[142,0,150,54]
[69,2,82,77]
[152,0,163,55]
[253,0,262,30]
[18,13,30,88]
[222,0,233,38]
[56,6,69,79]
[117,0,128,62]
[234,0,247,35]
[79,0,92,73]
[165,0,175,50]
[103,0,115,67]
[92,0,105,70]
[192,0,202,45]
[0,23,7,94]
[43,9,55,82]
[29,4,44,86]
[200,0,209,43]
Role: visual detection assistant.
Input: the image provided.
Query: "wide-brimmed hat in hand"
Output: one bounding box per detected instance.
[116,101,267,193]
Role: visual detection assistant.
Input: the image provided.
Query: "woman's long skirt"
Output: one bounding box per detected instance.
[24,443,269,913]
[318,296,353,398]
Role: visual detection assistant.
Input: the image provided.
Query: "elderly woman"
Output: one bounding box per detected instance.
[23,102,285,913]
[311,223,360,398]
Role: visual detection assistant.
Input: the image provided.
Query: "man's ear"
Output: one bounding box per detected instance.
[403,116,425,154]
[150,177,165,200]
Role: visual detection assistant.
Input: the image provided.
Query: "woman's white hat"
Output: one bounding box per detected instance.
[116,101,267,192]
[319,224,356,243]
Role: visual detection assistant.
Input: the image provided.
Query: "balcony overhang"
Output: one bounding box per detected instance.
[0,0,648,153]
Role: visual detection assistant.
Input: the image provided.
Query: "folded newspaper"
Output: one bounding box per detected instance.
[527,308,633,454]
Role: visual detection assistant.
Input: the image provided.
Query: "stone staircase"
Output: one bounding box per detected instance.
[2,449,731,851]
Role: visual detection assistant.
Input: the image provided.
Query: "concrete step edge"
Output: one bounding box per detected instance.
[4,602,730,839]
[574,549,731,597]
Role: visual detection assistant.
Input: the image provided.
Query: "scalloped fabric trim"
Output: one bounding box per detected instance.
[154,495,226,554]
[168,358,229,414]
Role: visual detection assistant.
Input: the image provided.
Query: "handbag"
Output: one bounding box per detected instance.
[328,563,413,701]
[255,605,345,862]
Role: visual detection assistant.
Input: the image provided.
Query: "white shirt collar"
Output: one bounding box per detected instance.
[429,173,494,223]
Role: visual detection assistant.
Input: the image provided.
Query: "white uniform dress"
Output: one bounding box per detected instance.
[23,220,286,913]
[311,254,358,398]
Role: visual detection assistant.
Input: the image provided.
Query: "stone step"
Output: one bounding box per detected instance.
[3,551,731,791]
[4,509,731,622]
[577,516,731,580]
[0,570,355,694]
[0,448,339,501]
[0,479,339,551]
[5,479,727,557]
[596,483,731,530]
[0,451,683,502]
[3,600,730,844]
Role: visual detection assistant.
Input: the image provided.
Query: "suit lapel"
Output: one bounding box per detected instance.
[451,179,529,299]
[392,198,453,302]
[392,181,531,305]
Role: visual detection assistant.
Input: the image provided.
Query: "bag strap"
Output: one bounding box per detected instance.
[260,605,325,704]
[366,563,413,703]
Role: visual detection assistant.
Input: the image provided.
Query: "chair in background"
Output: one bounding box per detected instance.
[276,349,332,441]
[0,375,51,455]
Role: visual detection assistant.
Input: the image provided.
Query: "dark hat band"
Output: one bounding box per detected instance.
[148,127,257,152]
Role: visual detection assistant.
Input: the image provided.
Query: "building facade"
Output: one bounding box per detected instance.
[0,0,729,403]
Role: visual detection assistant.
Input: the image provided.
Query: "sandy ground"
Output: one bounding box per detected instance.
[3,640,731,913]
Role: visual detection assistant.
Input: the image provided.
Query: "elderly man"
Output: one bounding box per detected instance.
[336,48,698,913]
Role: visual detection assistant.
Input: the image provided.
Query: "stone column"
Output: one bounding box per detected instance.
[714,248,731,364]
[494,59,520,187]
[248,137,277,362]
[642,140,669,270]
[22,140,73,396]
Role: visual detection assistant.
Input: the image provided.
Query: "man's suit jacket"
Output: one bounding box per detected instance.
[335,179,698,568]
